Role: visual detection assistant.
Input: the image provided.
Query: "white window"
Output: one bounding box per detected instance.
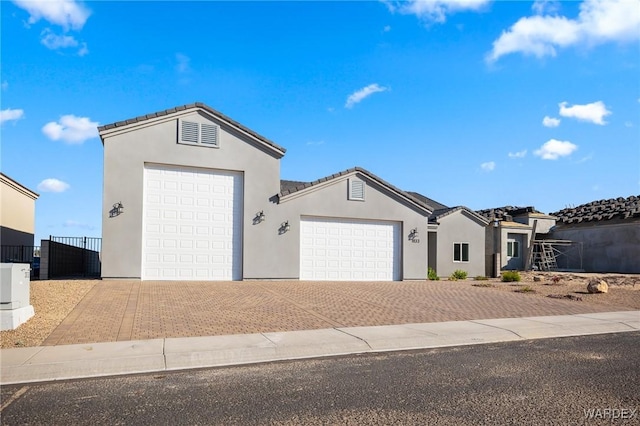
[507,241,520,258]
[348,179,365,201]
[179,120,219,147]
[453,243,469,262]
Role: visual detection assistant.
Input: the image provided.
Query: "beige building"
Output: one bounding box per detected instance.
[0,173,39,247]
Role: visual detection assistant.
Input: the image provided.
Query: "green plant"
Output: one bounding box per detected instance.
[472,282,494,288]
[474,275,488,281]
[427,267,440,281]
[515,285,535,293]
[450,269,468,280]
[501,271,521,282]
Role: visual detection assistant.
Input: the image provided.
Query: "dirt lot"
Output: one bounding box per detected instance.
[1,272,638,349]
[471,271,640,311]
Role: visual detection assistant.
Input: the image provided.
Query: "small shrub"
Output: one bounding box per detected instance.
[551,275,561,284]
[472,282,494,288]
[501,271,521,282]
[515,285,535,293]
[450,269,468,280]
[474,275,488,281]
[427,267,440,281]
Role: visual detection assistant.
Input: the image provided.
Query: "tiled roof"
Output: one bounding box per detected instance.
[476,206,541,221]
[429,206,490,225]
[280,180,309,193]
[97,102,286,155]
[279,167,432,214]
[552,195,640,224]
[407,191,449,211]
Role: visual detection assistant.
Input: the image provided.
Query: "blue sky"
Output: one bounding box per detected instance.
[1,0,639,244]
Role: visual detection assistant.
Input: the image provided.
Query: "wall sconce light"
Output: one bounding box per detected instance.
[253,210,266,225]
[109,201,124,218]
[493,219,500,228]
[409,228,419,241]
[279,220,291,234]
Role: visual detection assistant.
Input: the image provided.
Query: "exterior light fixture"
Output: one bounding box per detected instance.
[279,221,291,234]
[493,219,500,228]
[109,202,124,217]
[409,228,419,240]
[256,211,265,223]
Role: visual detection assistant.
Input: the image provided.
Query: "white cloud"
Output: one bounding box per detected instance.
[42,114,99,144]
[487,0,640,62]
[41,28,78,49]
[345,84,388,109]
[508,150,527,159]
[534,139,578,160]
[37,178,70,193]
[624,121,633,128]
[480,161,495,171]
[1,81,8,91]
[542,116,561,127]
[306,140,325,146]
[77,42,88,56]
[12,0,91,30]
[559,101,611,125]
[63,220,95,230]
[386,0,491,24]
[176,53,191,73]
[0,108,25,124]
[532,0,561,15]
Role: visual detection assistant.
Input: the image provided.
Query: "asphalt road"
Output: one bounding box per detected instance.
[2,332,639,425]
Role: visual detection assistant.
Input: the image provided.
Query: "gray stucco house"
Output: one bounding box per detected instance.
[550,196,640,273]
[99,103,432,281]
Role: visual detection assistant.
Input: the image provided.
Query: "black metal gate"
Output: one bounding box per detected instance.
[48,236,101,279]
[0,245,40,279]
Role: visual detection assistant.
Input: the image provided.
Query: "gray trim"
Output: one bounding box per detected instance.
[279,167,432,215]
[430,206,490,225]
[406,191,448,211]
[98,102,286,156]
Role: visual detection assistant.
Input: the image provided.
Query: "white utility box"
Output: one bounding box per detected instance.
[1,263,35,330]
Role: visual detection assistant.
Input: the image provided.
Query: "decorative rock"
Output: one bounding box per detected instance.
[587,279,608,294]
[533,276,542,282]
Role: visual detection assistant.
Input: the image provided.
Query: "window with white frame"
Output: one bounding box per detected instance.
[348,178,365,201]
[178,120,219,147]
[507,241,520,258]
[453,242,469,262]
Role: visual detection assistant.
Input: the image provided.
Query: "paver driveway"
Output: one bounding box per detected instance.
[43,280,624,346]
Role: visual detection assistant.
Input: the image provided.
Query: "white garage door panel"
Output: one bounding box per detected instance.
[142,165,242,280]
[300,218,400,281]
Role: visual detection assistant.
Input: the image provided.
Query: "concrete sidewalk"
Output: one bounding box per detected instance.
[2,311,638,385]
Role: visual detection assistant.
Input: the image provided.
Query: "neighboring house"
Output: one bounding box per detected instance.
[0,173,39,248]
[427,206,489,278]
[550,196,640,273]
[99,103,431,281]
[477,206,555,275]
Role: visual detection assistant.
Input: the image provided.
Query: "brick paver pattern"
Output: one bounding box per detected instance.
[43,280,626,346]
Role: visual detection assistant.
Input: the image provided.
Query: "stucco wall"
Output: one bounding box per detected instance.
[500,226,532,270]
[434,210,486,278]
[101,110,282,279]
[272,173,429,280]
[550,221,640,273]
[0,175,37,245]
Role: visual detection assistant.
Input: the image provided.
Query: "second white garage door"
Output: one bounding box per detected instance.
[300,217,401,281]
[142,164,243,280]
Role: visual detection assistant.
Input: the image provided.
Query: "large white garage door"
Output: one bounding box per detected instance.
[142,164,243,280]
[300,217,401,281]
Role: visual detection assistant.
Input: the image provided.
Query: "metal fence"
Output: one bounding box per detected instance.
[0,245,40,279]
[47,236,102,279]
